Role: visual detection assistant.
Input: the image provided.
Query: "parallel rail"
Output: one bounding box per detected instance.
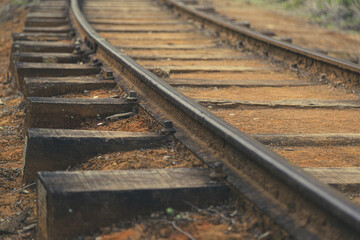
[70,0,360,239]
[8,0,360,239]
[161,0,360,87]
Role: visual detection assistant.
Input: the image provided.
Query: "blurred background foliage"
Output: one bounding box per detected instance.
[259,0,360,30]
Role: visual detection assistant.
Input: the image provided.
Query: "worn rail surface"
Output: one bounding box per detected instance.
[9,0,360,239]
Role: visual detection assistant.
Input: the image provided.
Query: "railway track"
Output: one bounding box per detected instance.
[7,0,360,239]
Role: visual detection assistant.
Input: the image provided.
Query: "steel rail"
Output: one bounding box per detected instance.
[161,0,360,87]
[70,0,360,239]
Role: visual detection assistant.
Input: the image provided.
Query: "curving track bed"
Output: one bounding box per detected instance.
[7,0,360,239]
[83,0,360,172]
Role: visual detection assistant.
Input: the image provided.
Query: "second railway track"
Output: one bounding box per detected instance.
[7,0,360,239]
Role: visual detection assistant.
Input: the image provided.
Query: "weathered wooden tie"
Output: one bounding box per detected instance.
[131,54,256,60]
[89,20,181,25]
[12,41,75,53]
[25,97,136,129]
[12,52,81,63]
[26,12,67,20]
[25,19,69,27]
[24,26,73,34]
[23,129,171,183]
[29,6,67,11]
[15,62,101,91]
[166,78,320,87]
[197,99,360,109]
[12,32,70,41]
[252,133,360,146]
[117,44,217,50]
[146,65,279,73]
[37,168,229,239]
[304,168,360,194]
[24,77,116,97]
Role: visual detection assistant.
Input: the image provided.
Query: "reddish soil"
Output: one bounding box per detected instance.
[80,108,162,133]
[0,4,36,239]
[0,0,357,238]
[271,146,360,168]
[79,201,276,240]
[213,108,360,134]
[211,108,360,169]
[178,85,358,101]
[60,87,124,99]
[73,141,205,171]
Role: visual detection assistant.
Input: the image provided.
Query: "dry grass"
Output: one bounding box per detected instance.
[303,0,360,30]
[243,0,360,31]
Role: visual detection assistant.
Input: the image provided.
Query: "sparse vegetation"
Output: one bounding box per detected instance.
[244,0,360,31]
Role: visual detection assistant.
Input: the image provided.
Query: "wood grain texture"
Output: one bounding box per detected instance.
[117,44,217,50]
[24,26,73,33]
[304,167,360,193]
[12,41,75,53]
[197,99,360,109]
[13,52,81,64]
[24,77,116,97]
[25,97,135,129]
[252,133,360,146]
[166,78,320,87]
[15,62,101,92]
[26,12,67,19]
[37,169,229,239]
[12,32,70,41]
[146,65,279,73]
[25,19,69,27]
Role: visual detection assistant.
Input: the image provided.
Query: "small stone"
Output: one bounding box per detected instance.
[93,96,99,99]
[97,122,104,126]
[159,228,171,238]
[20,190,29,194]
[230,210,238,217]
[150,213,159,218]
[0,100,3,105]
[258,231,271,240]
[20,223,36,233]
[163,155,171,161]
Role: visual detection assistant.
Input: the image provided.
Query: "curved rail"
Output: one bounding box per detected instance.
[70,0,360,238]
